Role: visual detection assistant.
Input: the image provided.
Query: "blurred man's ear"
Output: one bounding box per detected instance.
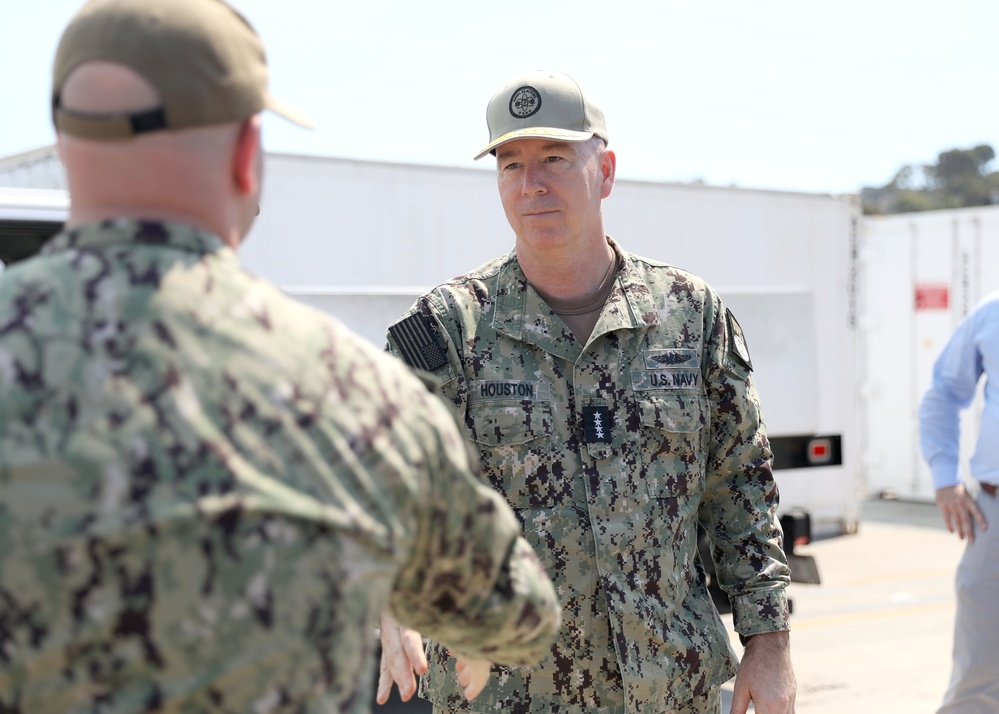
[233,115,262,197]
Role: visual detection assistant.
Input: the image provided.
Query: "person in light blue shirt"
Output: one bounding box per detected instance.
[919,289,999,713]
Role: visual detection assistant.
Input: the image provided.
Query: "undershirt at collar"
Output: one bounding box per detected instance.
[533,255,621,345]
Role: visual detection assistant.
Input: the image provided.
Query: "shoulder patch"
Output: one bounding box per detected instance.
[389,313,449,372]
[726,308,753,371]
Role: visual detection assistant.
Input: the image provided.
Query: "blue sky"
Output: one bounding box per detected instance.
[3,0,998,194]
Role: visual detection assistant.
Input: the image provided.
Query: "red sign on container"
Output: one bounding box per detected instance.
[915,283,949,311]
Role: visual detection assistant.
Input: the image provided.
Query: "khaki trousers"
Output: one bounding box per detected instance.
[937,490,999,713]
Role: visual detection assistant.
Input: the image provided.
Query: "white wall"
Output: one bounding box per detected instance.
[242,154,512,287]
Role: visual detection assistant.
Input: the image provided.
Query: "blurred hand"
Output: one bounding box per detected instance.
[454,655,491,701]
[376,612,427,704]
[936,485,988,543]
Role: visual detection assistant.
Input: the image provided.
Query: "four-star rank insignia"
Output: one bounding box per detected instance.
[583,405,611,444]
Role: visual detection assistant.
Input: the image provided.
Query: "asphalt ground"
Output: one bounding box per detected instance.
[375,497,966,713]
[719,496,964,713]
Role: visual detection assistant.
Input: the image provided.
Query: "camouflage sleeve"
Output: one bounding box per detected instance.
[386,309,561,666]
[698,293,791,638]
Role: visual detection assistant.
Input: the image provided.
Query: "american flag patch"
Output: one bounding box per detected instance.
[388,313,448,372]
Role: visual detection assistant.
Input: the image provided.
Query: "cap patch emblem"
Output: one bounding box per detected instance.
[509,86,542,118]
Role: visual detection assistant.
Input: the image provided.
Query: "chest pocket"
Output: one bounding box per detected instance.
[465,400,560,509]
[638,393,708,502]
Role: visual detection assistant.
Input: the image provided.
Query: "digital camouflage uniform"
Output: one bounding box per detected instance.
[386,238,790,714]
[0,219,560,714]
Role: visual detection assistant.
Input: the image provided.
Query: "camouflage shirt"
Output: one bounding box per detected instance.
[386,238,790,713]
[0,219,560,714]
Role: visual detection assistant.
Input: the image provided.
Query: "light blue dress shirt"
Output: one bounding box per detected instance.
[919,290,999,491]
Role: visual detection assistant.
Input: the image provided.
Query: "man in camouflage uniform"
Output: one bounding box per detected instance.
[380,71,795,713]
[0,4,560,712]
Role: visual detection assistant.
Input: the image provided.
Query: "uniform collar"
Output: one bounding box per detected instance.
[40,218,229,257]
[491,236,660,359]
[599,236,661,334]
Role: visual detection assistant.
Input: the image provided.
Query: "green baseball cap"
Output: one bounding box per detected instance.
[52,0,313,140]
[474,70,608,161]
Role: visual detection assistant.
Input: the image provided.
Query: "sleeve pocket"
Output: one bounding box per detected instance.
[638,393,708,500]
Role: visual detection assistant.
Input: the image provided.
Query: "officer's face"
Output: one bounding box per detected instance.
[495,137,614,252]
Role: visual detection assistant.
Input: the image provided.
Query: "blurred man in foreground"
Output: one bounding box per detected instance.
[0,3,559,711]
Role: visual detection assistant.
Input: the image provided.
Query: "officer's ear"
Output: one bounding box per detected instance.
[233,114,262,198]
[599,146,616,199]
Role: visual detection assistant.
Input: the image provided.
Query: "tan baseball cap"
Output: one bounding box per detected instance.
[474,70,608,161]
[52,0,313,140]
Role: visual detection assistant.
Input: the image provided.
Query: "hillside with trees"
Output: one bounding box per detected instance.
[861,144,999,215]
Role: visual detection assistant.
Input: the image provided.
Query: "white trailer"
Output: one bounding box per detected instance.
[859,205,999,502]
[242,154,863,537]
